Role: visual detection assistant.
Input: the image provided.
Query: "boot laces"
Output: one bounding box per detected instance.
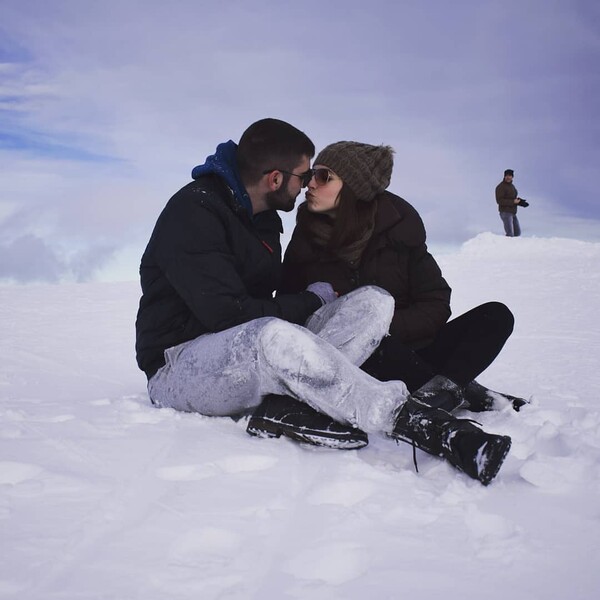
[393,437,420,473]
[395,417,483,475]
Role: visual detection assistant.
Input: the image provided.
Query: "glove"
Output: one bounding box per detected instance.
[518,198,529,207]
[306,282,338,305]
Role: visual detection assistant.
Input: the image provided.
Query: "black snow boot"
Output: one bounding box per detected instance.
[246,394,369,450]
[463,380,529,412]
[390,397,512,485]
[410,374,466,412]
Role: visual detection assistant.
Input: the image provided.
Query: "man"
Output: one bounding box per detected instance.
[495,169,529,236]
[134,119,511,485]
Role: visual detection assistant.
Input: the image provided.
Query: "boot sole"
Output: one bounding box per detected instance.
[247,417,369,450]
[477,435,512,486]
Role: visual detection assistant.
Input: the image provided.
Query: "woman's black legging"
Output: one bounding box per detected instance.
[361,302,515,392]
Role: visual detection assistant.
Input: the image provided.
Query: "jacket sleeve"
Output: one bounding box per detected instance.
[279,232,310,295]
[389,243,452,347]
[154,198,321,332]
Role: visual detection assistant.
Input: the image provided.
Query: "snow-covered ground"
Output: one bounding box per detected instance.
[1,233,599,600]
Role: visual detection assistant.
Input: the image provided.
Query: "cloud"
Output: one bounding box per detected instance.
[0,235,65,282]
[0,0,599,283]
[0,233,116,283]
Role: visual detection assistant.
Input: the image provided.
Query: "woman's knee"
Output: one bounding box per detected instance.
[346,285,394,315]
[351,284,393,301]
[479,301,515,335]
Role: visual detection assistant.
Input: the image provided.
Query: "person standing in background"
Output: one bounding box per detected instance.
[495,169,529,236]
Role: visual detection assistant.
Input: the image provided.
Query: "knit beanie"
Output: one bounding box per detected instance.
[314,141,394,202]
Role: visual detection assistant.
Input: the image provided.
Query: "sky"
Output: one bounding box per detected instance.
[1,0,599,283]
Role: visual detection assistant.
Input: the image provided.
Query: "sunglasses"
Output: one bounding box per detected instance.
[310,168,335,187]
[263,168,313,188]
[262,167,336,188]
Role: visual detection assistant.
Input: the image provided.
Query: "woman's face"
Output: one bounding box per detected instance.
[305,165,343,216]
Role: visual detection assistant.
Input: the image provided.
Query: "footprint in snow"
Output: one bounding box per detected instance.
[463,504,522,562]
[156,454,278,481]
[519,454,587,492]
[89,398,112,406]
[168,527,242,567]
[283,542,369,585]
[44,414,75,423]
[0,461,43,485]
[155,528,245,595]
[307,479,375,506]
[124,410,166,425]
[533,421,571,457]
[465,504,519,541]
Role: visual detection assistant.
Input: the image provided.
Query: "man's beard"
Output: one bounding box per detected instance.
[264,181,297,212]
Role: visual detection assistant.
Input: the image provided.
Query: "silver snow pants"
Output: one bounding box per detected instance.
[148,286,408,433]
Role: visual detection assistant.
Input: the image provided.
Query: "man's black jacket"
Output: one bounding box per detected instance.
[135,175,321,379]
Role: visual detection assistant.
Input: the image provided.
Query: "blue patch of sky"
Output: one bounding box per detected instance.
[0,124,123,164]
[0,28,32,62]
[1,35,121,164]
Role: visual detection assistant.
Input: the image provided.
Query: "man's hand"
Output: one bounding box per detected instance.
[517,198,529,207]
[306,282,338,305]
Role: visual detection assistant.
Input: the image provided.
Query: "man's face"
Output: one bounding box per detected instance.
[504,174,514,183]
[265,155,311,212]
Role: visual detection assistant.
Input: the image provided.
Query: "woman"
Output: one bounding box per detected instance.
[279,141,527,411]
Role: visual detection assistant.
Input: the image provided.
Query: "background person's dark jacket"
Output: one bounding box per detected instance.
[135,175,321,379]
[495,180,519,214]
[279,192,452,349]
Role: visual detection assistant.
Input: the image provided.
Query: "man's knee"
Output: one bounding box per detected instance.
[255,318,304,353]
[257,318,334,379]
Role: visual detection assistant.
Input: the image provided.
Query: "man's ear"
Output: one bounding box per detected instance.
[265,170,281,191]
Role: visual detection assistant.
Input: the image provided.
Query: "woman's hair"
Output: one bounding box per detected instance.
[329,185,377,253]
[297,184,377,263]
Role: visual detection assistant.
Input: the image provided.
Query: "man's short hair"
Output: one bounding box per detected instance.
[237,118,315,185]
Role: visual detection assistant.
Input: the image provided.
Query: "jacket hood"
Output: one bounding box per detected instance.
[191,140,253,215]
[371,192,426,247]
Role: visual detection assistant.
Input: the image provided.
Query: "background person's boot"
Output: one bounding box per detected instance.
[247,394,369,450]
[390,397,512,485]
[463,380,529,412]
